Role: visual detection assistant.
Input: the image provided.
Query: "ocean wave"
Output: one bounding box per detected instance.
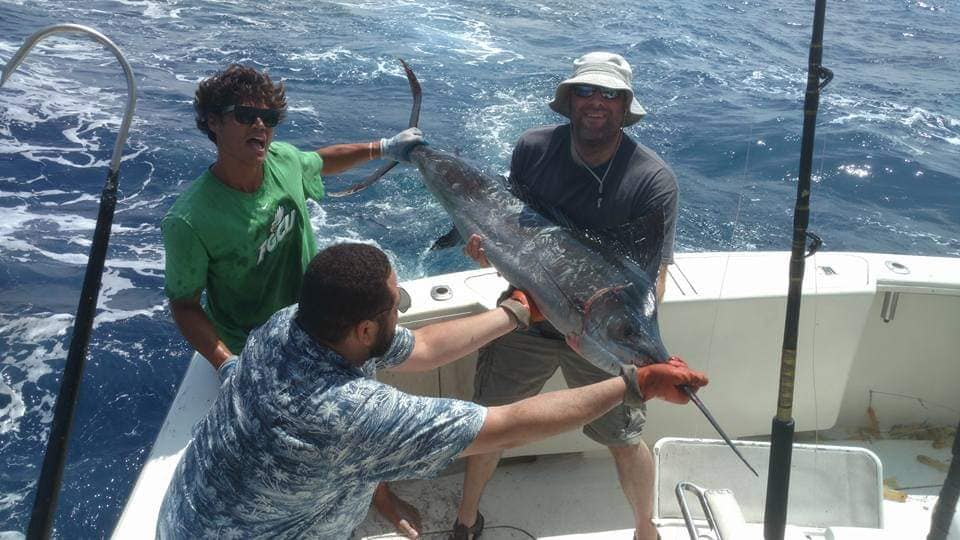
[828,96,960,152]
[464,86,545,162]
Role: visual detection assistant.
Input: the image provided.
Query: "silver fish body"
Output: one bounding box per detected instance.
[409,145,668,375]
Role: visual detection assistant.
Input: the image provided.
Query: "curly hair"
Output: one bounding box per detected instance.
[194,64,287,143]
[296,243,395,344]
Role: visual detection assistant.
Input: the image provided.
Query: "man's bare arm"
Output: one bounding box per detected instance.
[169,294,233,369]
[318,128,424,174]
[390,307,517,373]
[461,377,626,456]
[461,360,709,456]
[317,142,379,175]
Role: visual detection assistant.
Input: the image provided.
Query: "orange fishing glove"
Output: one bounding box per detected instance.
[620,359,709,406]
[509,289,544,322]
[666,356,688,369]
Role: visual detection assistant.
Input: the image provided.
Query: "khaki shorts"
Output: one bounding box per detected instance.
[473,329,646,446]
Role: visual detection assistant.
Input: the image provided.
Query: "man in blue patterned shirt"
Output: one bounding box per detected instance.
[157,243,708,538]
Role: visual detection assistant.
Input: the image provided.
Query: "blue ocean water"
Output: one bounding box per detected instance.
[0,0,957,536]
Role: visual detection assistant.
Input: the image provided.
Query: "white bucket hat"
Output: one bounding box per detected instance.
[549,52,646,127]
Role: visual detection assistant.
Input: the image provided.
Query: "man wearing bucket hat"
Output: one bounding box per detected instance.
[455,52,678,540]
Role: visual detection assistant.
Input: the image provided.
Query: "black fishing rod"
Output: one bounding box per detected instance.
[1,24,137,539]
[763,1,832,539]
[928,418,960,540]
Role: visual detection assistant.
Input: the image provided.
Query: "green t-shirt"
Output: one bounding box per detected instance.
[162,141,325,353]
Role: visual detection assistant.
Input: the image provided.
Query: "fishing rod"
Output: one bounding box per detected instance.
[1,24,137,539]
[928,418,960,540]
[763,1,832,539]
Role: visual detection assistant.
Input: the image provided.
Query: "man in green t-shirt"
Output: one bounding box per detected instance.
[162,64,425,537]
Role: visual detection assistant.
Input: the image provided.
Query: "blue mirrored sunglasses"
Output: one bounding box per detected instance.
[221,104,284,127]
[571,84,623,100]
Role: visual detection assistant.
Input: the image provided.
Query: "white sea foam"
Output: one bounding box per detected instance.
[0,45,129,171]
[0,285,165,434]
[0,197,159,233]
[828,96,959,149]
[94,304,167,325]
[0,189,69,198]
[442,18,523,66]
[174,73,204,84]
[359,1,524,66]
[465,87,544,161]
[112,0,184,19]
[0,315,72,345]
[287,105,318,116]
[27,343,66,387]
[0,491,25,512]
[738,64,802,99]
[287,46,356,63]
[39,194,99,206]
[95,268,167,324]
[372,59,408,79]
[0,373,26,436]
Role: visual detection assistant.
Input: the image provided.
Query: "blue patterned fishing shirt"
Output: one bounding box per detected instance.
[157,306,487,539]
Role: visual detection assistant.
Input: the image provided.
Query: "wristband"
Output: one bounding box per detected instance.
[498,298,531,330]
[217,355,238,385]
[619,364,646,407]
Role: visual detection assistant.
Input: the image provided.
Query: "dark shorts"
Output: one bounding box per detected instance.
[473,329,646,446]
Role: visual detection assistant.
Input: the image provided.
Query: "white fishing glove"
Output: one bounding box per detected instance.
[217,355,238,385]
[380,127,425,162]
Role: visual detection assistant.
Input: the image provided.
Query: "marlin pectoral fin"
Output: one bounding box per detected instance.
[430,225,463,250]
[327,58,422,198]
[582,284,632,318]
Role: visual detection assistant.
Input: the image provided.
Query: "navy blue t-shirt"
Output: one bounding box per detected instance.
[507,124,678,265]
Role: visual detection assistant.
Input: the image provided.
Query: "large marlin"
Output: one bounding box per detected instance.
[411,145,670,372]
[332,60,757,476]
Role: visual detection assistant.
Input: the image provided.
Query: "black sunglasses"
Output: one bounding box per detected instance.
[371,286,412,320]
[571,84,623,100]
[221,104,284,127]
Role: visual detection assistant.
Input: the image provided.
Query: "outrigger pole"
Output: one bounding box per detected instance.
[763,1,832,539]
[1,24,137,540]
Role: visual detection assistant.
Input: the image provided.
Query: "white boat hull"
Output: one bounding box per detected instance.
[112,251,960,538]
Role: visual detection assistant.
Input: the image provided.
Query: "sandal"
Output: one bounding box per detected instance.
[450,511,484,540]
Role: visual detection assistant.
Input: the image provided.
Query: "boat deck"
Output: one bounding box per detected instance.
[356,435,953,539]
